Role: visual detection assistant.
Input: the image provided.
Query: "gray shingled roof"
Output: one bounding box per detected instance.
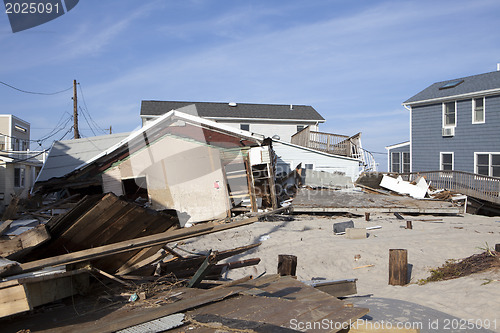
[36,132,130,182]
[404,70,500,105]
[140,101,325,122]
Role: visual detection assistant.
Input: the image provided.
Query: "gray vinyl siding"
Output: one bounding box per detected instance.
[411,95,500,173]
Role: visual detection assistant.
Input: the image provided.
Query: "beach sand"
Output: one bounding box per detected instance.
[182,213,500,332]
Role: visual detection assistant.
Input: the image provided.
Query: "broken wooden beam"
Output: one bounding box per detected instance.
[0,210,276,278]
[91,267,134,288]
[187,250,216,288]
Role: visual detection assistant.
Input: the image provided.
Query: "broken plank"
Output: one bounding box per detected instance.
[187,250,216,288]
[0,225,51,260]
[303,278,358,298]
[51,274,282,333]
[0,219,13,236]
[116,248,168,276]
[91,267,134,287]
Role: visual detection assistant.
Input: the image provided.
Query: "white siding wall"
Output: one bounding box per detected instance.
[272,141,360,181]
[216,121,318,142]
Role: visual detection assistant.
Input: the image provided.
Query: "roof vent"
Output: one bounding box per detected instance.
[228,102,237,107]
[290,104,293,110]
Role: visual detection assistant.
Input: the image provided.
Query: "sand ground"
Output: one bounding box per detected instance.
[182,213,500,332]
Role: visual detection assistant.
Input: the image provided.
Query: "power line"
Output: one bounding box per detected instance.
[0,81,73,95]
[78,83,108,134]
[79,106,97,136]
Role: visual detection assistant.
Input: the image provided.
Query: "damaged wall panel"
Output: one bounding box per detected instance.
[102,135,230,226]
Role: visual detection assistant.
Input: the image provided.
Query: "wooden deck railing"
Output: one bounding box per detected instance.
[291,127,352,157]
[396,170,500,205]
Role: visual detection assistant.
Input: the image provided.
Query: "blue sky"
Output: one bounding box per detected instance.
[1,0,500,171]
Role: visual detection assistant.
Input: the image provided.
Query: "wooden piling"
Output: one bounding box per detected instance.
[278,255,297,276]
[365,212,370,221]
[495,244,500,253]
[406,221,413,229]
[389,249,408,286]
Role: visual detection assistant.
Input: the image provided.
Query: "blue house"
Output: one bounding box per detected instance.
[387,69,500,176]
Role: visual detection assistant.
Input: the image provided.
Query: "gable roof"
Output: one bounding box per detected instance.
[404,70,500,106]
[35,111,264,187]
[36,132,130,183]
[140,101,325,122]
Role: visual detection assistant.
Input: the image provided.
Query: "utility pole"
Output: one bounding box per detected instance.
[108,125,112,134]
[73,79,80,139]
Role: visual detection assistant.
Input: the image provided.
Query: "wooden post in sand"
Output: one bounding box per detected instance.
[406,221,413,229]
[278,255,297,276]
[495,244,500,252]
[365,213,370,221]
[389,249,408,286]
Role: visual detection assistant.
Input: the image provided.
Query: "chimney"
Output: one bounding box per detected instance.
[290,104,293,110]
[497,63,500,71]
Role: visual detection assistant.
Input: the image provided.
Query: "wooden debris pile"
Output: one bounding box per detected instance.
[0,193,268,319]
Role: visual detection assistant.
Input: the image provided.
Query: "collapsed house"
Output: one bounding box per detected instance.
[34,110,279,226]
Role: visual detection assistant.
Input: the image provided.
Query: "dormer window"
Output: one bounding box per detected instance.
[472,97,485,124]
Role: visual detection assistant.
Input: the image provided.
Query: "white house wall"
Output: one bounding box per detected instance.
[212,121,319,143]
[272,140,360,181]
[101,135,229,226]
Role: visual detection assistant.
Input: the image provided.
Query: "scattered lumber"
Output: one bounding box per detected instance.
[0,224,51,260]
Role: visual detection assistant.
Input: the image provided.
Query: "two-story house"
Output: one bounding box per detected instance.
[140,101,325,142]
[387,69,500,176]
[0,114,45,207]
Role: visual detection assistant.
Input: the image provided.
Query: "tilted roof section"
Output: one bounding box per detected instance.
[404,70,500,105]
[36,132,130,183]
[140,101,325,122]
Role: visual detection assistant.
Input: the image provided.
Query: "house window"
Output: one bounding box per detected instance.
[240,124,250,131]
[122,177,148,200]
[475,153,500,177]
[0,135,5,151]
[297,125,305,132]
[472,97,485,124]
[402,152,410,173]
[440,152,454,171]
[391,152,400,173]
[14,167,25,187]
[443,102,456,127]
[304,163,314,170]
[15,124,27,133]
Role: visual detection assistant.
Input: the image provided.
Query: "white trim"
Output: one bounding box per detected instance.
[409,106,412,173]
[385,141,410,150]
[442,101,457,128]
[403,87,500,107]
[472,97,486,124]
[440,152,454,171]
